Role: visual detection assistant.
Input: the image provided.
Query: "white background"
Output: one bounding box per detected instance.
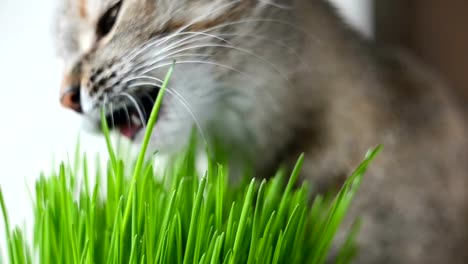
[0,0,372,258]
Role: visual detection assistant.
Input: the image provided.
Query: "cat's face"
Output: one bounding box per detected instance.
[55,0,300,154]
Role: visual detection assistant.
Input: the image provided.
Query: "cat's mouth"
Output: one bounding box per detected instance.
[102,88,159,140]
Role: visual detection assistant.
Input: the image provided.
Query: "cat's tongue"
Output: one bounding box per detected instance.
[119,124,142,139]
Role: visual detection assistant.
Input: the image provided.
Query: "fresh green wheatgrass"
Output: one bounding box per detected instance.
[0,65,381,264]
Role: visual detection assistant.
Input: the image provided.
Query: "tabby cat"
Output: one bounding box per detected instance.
[54,0,468,262]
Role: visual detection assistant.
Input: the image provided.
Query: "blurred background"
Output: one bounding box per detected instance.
[375,1,468,106]
[0,0,466,257]
[0,0,107,254]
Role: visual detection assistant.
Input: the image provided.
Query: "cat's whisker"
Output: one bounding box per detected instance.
[128,77,203,118]
[126,34,223,73]
[132,47,221,74]
[104,94,133,133]
[257,0,293,10]
[163,53,213,59]
[131,42,237,73]
[216,32,312,72]
[133,58,279,104]
[137,31,232,63]
[201,18,312,40]
[149,0,242,43]
[124,75,162,85]
[127,2,252,60]
[162,90,207,145]
[142,91,156,105]
[127,81,208,145]
[123,32,204,63]
[126,74,222,100]
[122,103,132,133]
[128,32,229,62]
[148,18,317,67]
[128,32,309,90]
[135,43,292,88]
[122,19,313,86]
[109,101,116,130]
[103,36,216,90]
[140,90,185,131]
[118,92,147,129]
[123,34,173,62]
[129,37,213,71]
[126,3,302,63]
[125,75,164,85]
[137,60,255,83]
[127,91,150,124]
[150,18,308,62]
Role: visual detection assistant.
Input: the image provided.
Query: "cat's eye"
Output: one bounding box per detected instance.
[96,1,122,38]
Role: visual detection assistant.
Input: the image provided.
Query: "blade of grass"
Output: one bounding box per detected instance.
[0,187,15,264]
[121,63,175,234]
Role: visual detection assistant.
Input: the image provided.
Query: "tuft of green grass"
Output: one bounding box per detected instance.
[0,66,381,264]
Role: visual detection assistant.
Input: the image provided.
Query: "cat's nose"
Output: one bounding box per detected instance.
[60,70,83,113]
[60,85,82,113]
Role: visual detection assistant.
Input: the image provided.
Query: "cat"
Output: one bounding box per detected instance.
[54,0,468,263]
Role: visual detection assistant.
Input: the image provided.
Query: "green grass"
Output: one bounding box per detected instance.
[0,66,381,264]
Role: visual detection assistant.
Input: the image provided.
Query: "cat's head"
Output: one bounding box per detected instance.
[54,0,301,156]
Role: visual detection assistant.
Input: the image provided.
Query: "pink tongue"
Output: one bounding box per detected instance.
[119,124,141,139]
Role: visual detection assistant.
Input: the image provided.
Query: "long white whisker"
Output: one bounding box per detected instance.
[128,77,202,118]
[125,0,242,59]
[258,0,293,10]
[132,43,224,73]
[155,0,242,45]
[133,58,280,101]
[120,100,132,132]
[122,17,315,73]
[119,92,147,129]
[125,75,221,100]
[137,60,255,82]
[124,10,311,64]
[126,32,229,74]
[134,43,291,86]
[130,58,279,104]
[127,32,229,62]
[162,53,213,60]
[217,33,312,72]
[202,18,311,40]
[127,82,208,144]
[125,0,252,61]
[129,35,218,71]
[117,18,315,92]
[109,101,115,129]
[122,35,172,61]
[126,76,164,85]
[101,88,129,127]
[129,43,225,74]
[151,33,310,75]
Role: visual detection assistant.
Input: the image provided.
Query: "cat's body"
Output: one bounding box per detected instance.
[55,0,468,263]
